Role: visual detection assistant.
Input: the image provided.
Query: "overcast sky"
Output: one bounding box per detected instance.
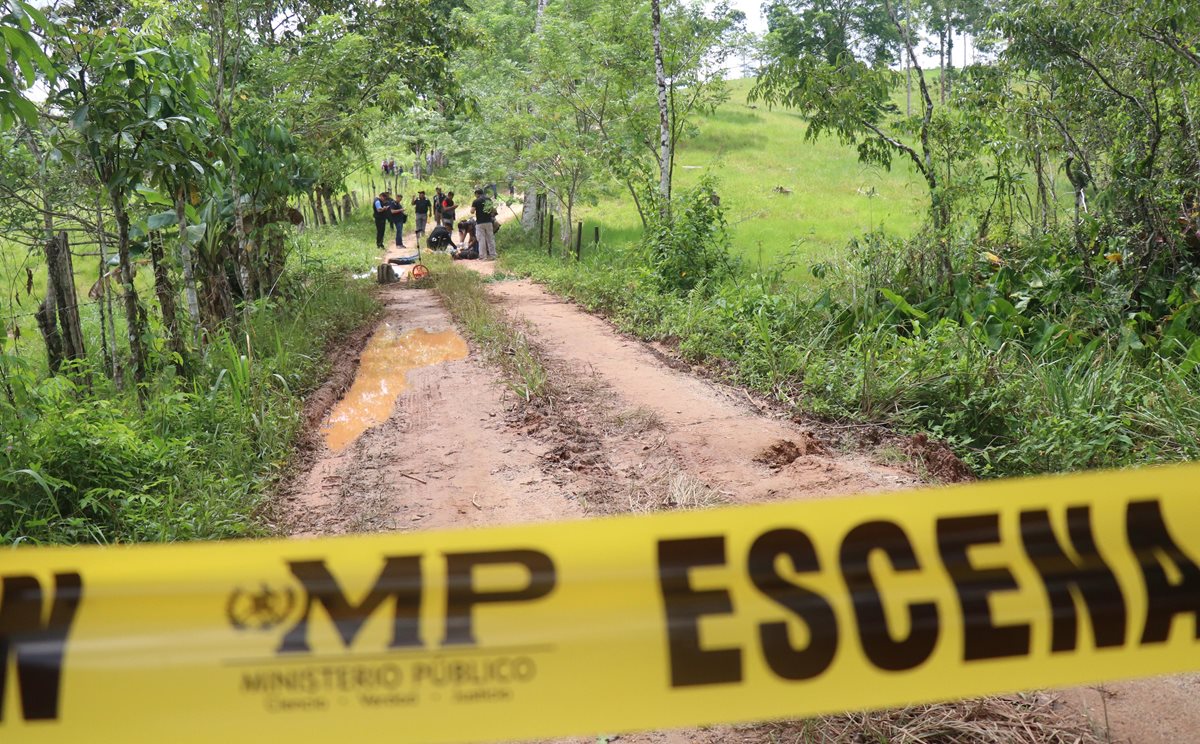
[714,0,977,77]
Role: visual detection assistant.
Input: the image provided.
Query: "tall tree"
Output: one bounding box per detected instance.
[651,0,671,212]
[54,27,211,385]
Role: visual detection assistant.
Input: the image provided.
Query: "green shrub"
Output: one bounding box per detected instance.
[0,272,378,545]
[498,198,1200,479]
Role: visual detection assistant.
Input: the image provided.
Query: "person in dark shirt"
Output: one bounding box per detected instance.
[441,192,457,227]
[411,191,432,239]
[427,223,457,251]
[373,191,392,249]
[388,195,407,247]
[472,189,497,260]
[433,187,445,225]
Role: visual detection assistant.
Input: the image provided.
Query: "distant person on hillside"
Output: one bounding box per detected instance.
[388,195,408,247]
[373,191,392,249]
[441,191,457,227]
[411,190,431,241]
[472,189,497,261]
[427,223,457,251]
[433,187,446,225]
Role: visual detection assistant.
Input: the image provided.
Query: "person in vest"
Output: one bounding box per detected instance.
[388,195,408,247]
[373,191,392,249]
[441,191,457,227]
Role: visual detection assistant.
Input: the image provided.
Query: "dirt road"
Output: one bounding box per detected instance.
[279,221,1194,743]
[283,254,918,534]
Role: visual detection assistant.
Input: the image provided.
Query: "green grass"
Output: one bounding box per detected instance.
[431,260,548,403]
[0,218,381,545]
[567,78,928,276]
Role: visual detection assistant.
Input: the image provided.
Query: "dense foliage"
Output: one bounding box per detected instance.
[2,0,1198,544]
[560,0,1200,476]
[502,175,1200,478]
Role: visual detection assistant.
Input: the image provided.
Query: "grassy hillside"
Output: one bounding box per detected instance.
[573,77,928,274]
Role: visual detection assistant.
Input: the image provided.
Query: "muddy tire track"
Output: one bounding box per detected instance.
[279,284,586,536]
[485,277,920,505]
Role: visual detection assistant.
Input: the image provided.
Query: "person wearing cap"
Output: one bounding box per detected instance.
[411,190,431,240]
[373,191,392,249]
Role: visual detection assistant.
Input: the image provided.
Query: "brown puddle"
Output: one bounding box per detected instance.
[321,325,468,452]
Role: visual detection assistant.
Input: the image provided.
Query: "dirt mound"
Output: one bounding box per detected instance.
[755,434,828,469]
[904,433,974,483]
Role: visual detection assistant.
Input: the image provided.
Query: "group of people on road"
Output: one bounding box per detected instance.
[373,191,409,249]
[380,158,400,176]
[373,185,499,261]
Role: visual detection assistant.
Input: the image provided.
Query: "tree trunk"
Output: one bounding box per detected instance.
[198,241,236,331]
[96,240,112,381]
[905,47,912,116]
[521,189,539,231]
[945,22,954,98]
[626,181,648,229]
[150,231,186,371]
[231,174,255,310]
[342,193,353,220]
[46,232,86,369]
[308,189,325,226]
[321,186,339,226]
[520,0,551,230]
[22,128,83,375]
[96,200,119,382]
[175,193,202,346]
[939,30,946,103]
[113,197,149,386]
[1034,147,1050,232]
[34,293,64,374]
[651,0,671,215]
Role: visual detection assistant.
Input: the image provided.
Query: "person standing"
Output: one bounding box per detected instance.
[411,190,431,241]
[373,191,392,249]
[388,195,408,247]
[442,191,457,227]
[433,187,446,226]
[472,189,497,261]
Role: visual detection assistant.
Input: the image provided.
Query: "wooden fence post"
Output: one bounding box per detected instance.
[594,225,600,247]
[575,221,582,260]
[547,213,554,256]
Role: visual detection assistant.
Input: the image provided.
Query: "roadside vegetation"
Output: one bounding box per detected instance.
[492,0,1200,479]
[502,167,1200,477]
[0,0,447,545]
[1,231,377,545]
[432,261,548,404]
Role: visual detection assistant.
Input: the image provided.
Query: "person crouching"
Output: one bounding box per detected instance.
[427,223,457,252]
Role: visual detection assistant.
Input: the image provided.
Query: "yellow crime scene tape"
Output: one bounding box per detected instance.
[3,464,1200,742]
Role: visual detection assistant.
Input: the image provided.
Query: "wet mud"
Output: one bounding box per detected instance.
[321,325,467,452]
